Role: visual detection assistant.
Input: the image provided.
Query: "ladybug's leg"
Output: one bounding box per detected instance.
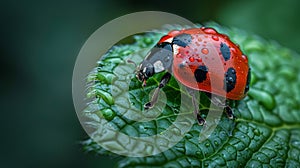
[187,88,206,125]
[206,93,234,119]
[144,72,171,110]
[224,105,234,119]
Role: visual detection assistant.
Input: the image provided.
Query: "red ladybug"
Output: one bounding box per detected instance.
[131,27,251,125]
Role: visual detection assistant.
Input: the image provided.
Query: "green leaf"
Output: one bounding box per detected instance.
[82,23,300,167]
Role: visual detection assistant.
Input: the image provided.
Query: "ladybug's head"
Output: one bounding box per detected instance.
[135,61,155,86]
[130,41,174,86]
[127,58,156,87]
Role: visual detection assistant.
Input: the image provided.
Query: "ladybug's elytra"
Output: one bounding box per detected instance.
[131,27,251,125]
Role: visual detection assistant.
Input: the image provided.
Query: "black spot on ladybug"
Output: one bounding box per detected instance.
[224,67,236,92]
[220,43,231,61]
[244,67,251,93]
[172,33,192,47]
[194,65,208,83]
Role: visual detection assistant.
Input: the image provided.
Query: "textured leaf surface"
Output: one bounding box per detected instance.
[82,23,300,167]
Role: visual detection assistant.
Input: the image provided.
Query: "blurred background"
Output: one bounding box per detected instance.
[1,0,299,167]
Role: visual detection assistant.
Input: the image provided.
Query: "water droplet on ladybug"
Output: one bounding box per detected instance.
[189,57,195,62]
[203,28,217,34]
[242,55,248,61]
[231,47,237,54]
[201,48,209,55]
[212,36,219,41]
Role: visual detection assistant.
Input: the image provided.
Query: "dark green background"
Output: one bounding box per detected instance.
[1,0,299,167]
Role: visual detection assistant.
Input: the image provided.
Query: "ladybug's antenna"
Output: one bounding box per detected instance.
[127,59,146,86]
[127,59,137,67]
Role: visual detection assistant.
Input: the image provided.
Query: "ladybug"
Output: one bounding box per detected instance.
[130,27,251,125]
